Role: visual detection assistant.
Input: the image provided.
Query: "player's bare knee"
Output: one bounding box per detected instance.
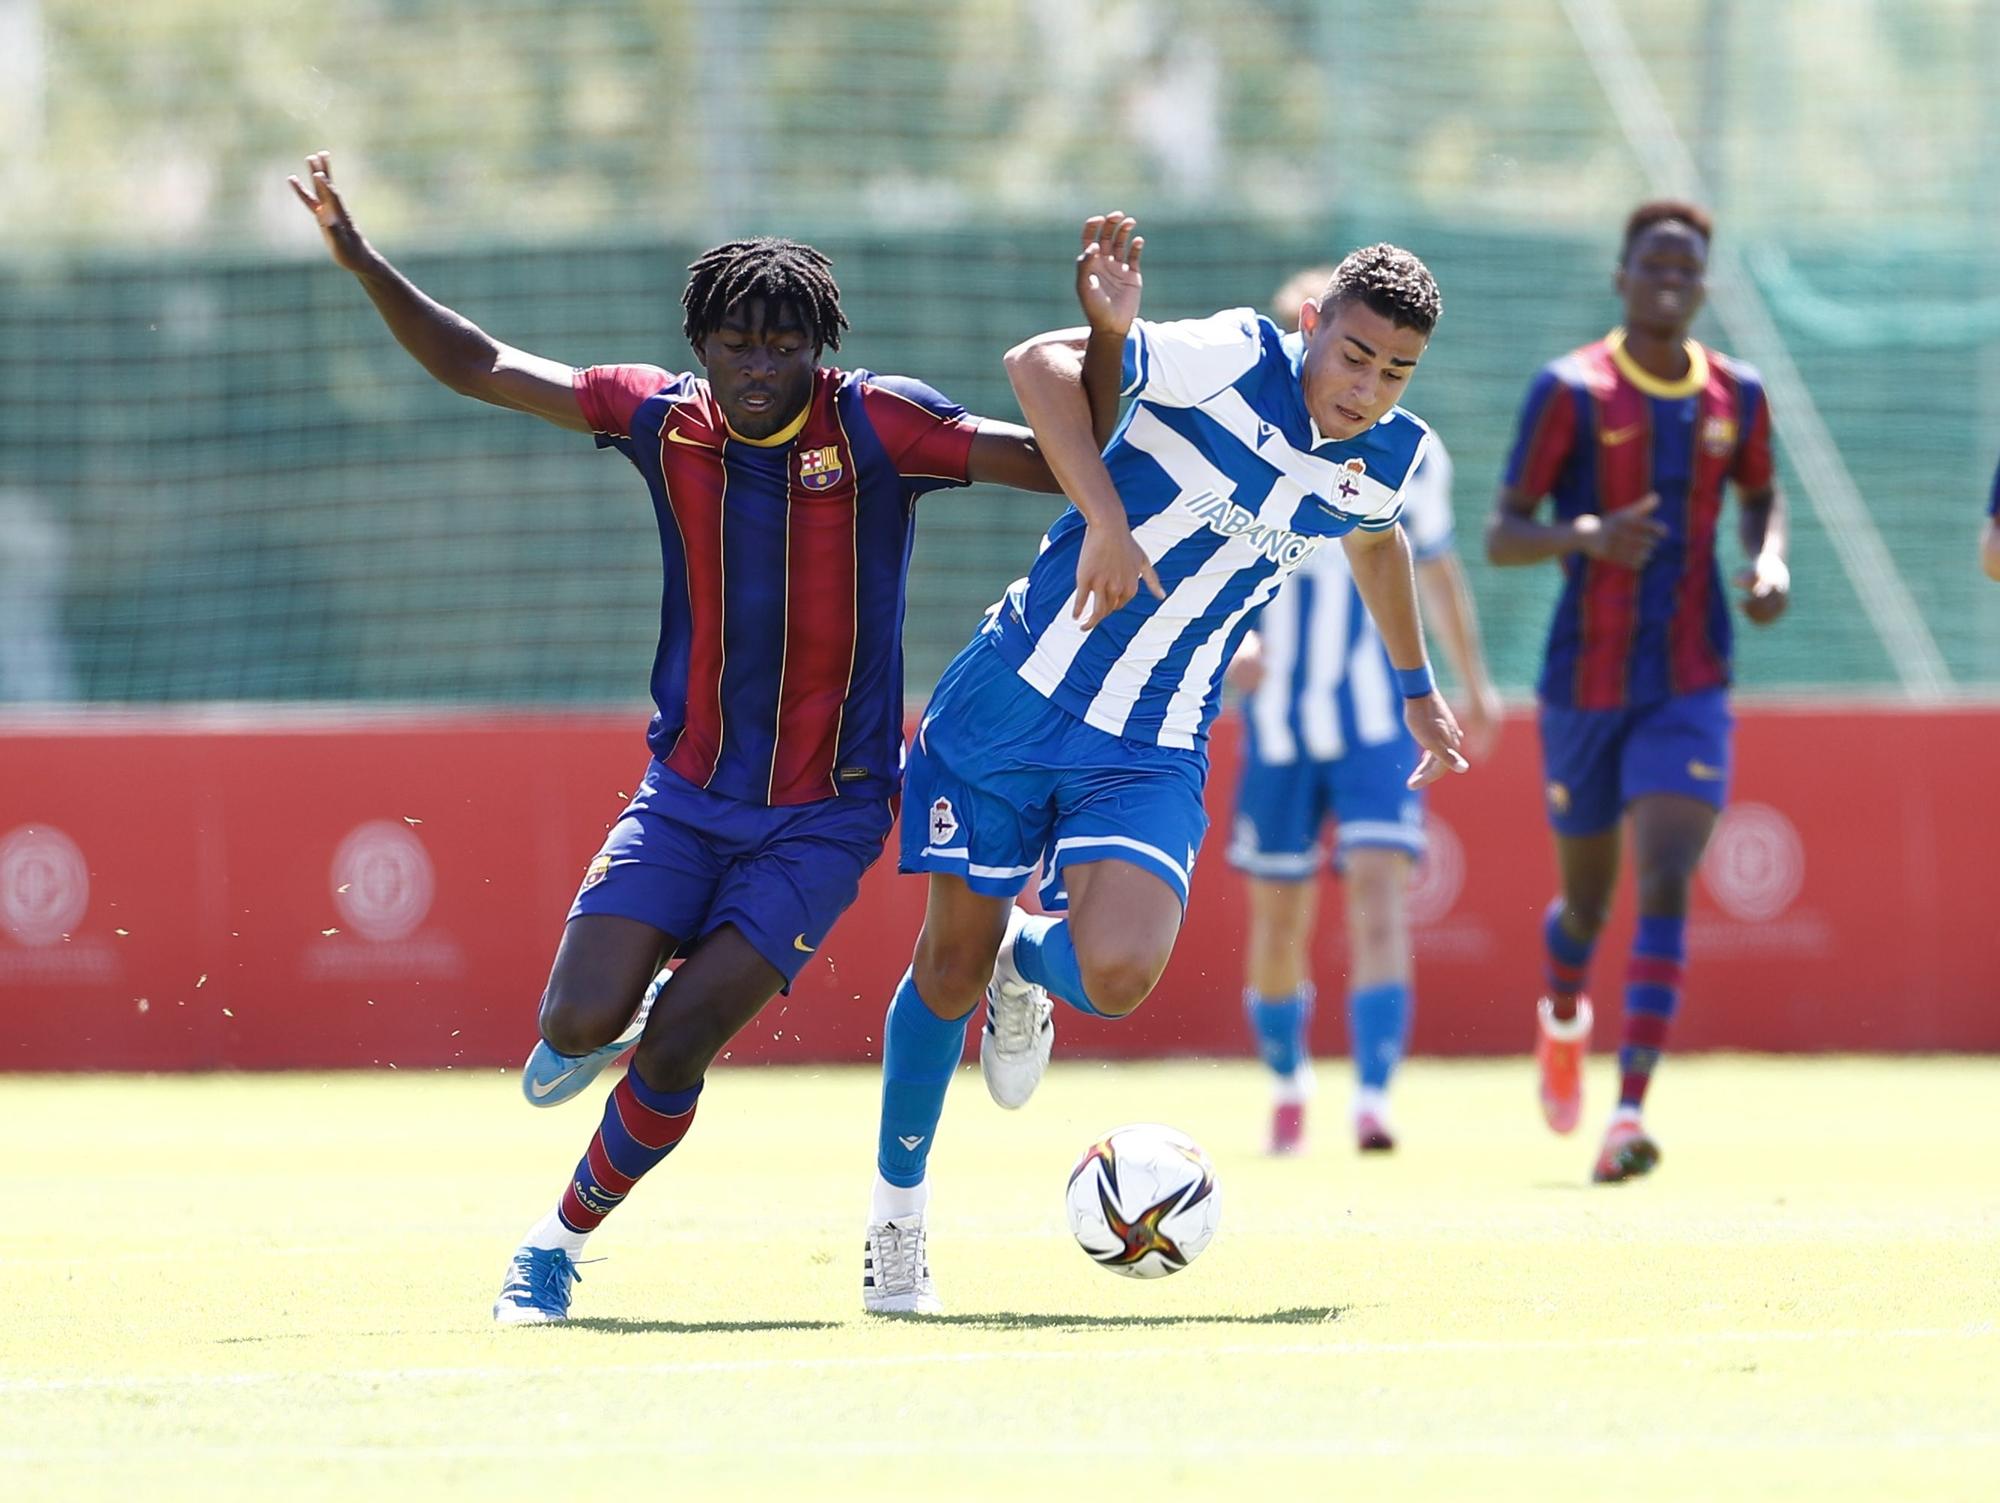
[1078,949,1166,1018]
[1636,870,1695,917]
[911,933,994,1019]
[538,991,622,1057]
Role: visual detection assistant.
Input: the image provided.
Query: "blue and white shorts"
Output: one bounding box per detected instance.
[1227,722,1425,878]
[899,637,1210,910]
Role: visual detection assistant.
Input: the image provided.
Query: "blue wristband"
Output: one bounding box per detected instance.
[1396,663,1436,699]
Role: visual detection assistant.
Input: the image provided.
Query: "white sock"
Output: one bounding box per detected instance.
[521,1206,590,1257]
[1611,1104,1643,1127]
[871,1172,928,1224]
[1273,1059,1317,1106]
[1539,996,1594,1041]
[1354,1085,1389,1121]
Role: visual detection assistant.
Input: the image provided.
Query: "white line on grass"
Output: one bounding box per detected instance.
[2,1323,1990,1396]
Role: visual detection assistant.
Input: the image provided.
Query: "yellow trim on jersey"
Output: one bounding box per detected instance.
[724,399,812,448]
[1606,327,1708,399]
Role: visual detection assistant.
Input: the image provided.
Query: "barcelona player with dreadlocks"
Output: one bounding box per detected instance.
[290,152,1073,1321]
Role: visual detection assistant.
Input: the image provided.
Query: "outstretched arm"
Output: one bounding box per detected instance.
[288,151,588,432]
[1344,524,1468,787]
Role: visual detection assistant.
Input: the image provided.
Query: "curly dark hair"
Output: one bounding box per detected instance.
[681,236,848,353]
[1621,199,1713,263]
[1324,244,1441,336]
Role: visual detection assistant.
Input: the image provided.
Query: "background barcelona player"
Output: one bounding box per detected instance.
[1487,199,1789,1183]
[289,151,1068,1320]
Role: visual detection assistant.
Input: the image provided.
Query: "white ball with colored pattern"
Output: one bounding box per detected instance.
[1064,1123,1221,1279]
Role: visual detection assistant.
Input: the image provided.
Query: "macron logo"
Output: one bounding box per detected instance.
[898,1135,925,1151]
[1256,421,1277,448]
[1180,490,1322,568]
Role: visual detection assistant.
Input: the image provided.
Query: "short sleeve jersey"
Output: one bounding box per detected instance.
[1503,329,1773,710]
[983,309,1430,750]
[575,363,977,806]
[1243,437,1455,765]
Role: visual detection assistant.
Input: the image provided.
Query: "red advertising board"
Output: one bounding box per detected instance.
[1,703,1994,1071]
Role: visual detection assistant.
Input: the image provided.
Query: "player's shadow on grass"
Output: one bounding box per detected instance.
[556,1317,842,1335]
[912,1304,1343,1331]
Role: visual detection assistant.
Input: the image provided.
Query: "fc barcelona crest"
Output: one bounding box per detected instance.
[1700,415,1738,457]
[799,444,845,491]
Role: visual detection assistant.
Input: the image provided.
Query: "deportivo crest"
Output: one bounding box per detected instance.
[928,797,960,846]
[1342,457,1368,474]
[1700,415,1738,457]
[799,444,845,491]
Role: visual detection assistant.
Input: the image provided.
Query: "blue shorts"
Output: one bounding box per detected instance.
[900,637,1210,910]
[1227,726,1426,879]
[1537,688,1734,837]
[570,759,895,985]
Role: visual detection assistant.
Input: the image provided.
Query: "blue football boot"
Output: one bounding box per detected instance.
[519,967,667,1108]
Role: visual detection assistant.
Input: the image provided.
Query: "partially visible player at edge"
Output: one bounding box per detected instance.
[862,213,1466,1313]
[288,152,1071,1322]
[1225,268,1502,1156]
[1488,199,1789,1183]
[1980,458,2000,580]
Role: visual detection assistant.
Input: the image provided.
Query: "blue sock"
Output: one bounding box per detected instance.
[1350,981,1411,1091]
[1245,985,1312,1077]
[1010,916,1105,1016]
[1619,914,1687,1110]
[876,970,971,1188]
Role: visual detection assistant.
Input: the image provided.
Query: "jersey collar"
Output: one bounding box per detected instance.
[722,398,812,448]
[1606,327,1709,399]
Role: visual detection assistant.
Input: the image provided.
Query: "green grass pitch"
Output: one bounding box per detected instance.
[4,1058,1997,1500]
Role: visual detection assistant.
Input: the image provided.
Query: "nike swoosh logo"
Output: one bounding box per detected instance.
[1687,759,1725,781]
[793,934,815,953]
[1600,422,1645,447]
[527,1065,582,1099]
[666,428,718,448]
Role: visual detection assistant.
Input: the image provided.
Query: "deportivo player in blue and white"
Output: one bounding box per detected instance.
[861,214,1468,1313]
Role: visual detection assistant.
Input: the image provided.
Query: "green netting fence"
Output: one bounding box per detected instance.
[2,0,1995,704]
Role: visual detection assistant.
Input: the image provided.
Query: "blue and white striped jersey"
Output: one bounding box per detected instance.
[984,309,1431,750]
[1244,439,1456,765]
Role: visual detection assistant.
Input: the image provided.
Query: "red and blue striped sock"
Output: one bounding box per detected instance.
[1619,914,1687,1110]
[556,1066,702,1235]
[1543,896,1596,1005]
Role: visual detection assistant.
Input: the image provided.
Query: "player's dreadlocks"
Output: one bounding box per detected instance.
[1621,199,1713,262]
[1324,244,1442,337]
[681,236,849,354]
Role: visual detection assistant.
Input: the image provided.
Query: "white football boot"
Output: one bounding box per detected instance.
[979,905,1053,1109]
[862,1216,942,1315]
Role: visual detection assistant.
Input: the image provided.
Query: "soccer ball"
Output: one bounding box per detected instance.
[1064,1123,1221,1278]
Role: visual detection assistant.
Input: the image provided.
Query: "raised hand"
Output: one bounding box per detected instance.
[1072,520,1165,630]
[1074,211,1144,335]
[1578,491,1668,569]
[287,151,372,274]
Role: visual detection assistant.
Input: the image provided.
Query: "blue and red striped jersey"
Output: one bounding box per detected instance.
[1504,329,1774,710]
[575,362,977,806]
